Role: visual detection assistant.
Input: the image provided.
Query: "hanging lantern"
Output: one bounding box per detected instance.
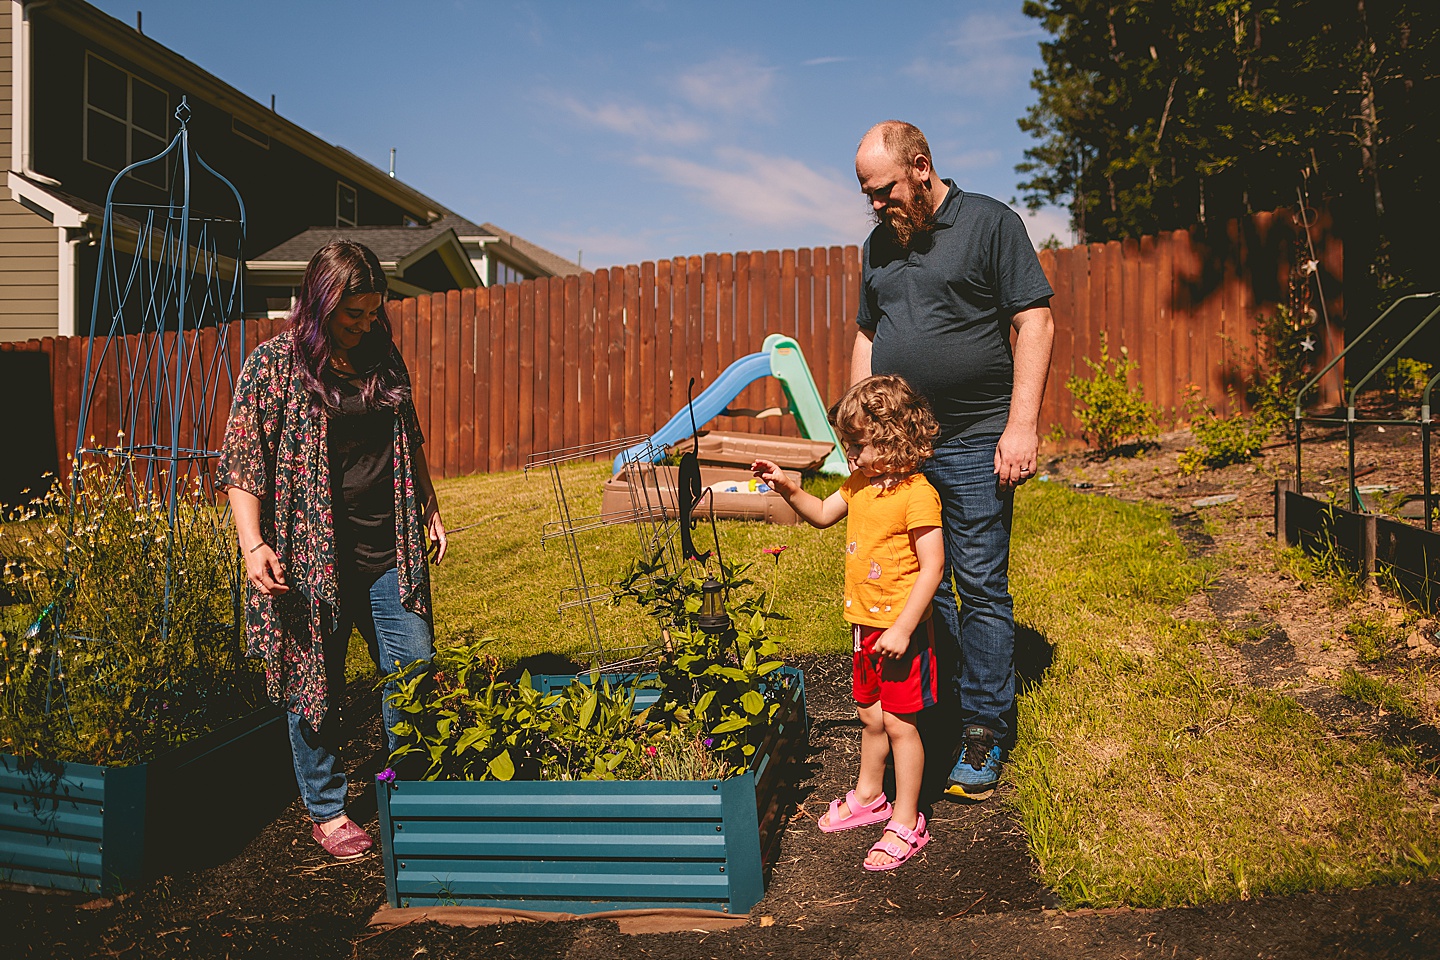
[697,577,731,635]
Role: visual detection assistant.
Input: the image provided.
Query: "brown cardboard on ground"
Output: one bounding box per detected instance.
[369,904,749,934]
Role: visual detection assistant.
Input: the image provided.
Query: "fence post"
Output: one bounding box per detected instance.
[1360,513,1378,582]
[1274,478,1295,547]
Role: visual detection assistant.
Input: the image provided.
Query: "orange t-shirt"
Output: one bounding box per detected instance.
[838,471,943,627]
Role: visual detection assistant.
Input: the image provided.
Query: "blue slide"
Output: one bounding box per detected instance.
[613,335,849,476]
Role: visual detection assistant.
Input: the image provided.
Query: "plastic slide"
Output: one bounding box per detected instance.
[614,334,850,476]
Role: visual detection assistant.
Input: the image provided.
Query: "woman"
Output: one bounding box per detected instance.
[220,240,446,859]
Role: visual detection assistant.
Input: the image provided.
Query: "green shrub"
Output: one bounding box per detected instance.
[1381,358,1432,405]
[1066,332,1158,454]
[1177,388,1271,475]
[384,636,660,781]
[1248,305,1322,431]
[1,457,262,765]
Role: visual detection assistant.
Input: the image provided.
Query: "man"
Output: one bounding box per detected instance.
[851,120,1054,801]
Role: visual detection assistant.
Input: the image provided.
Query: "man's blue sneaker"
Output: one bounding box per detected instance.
[945,725,1001,800]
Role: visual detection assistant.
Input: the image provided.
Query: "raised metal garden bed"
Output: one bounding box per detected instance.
[1278,482,1440,612]
[378,666,807,915]
[0,706,293,894]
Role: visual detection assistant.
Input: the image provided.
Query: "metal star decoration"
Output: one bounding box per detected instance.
[1301,334,1317,351]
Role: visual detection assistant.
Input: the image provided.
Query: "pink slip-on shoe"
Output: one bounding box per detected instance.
[863,812,930,871]
[818,789,893,833]
[312,819,373,860]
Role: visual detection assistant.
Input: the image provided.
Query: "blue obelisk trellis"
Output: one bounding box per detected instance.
[71,97,247,644]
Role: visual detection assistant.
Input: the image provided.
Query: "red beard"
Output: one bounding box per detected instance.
[872,176,933,248]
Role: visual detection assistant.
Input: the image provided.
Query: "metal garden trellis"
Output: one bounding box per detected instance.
[69,96,247,645]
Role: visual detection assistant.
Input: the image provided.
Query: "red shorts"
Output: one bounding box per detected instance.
[851,619,939,715]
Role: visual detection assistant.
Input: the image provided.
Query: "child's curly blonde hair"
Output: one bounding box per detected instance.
[830,374,940,474]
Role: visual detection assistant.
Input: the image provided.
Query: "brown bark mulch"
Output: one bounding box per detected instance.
[4,648,1438,959]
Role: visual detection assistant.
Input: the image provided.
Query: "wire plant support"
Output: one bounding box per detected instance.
[69,96,248,641]
[525,437,685,673]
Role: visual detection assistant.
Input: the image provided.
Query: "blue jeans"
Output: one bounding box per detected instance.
[287,566,433,823]
[922,432,1016,743]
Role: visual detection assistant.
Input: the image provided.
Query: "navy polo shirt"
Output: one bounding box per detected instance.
[857,180,1053,440]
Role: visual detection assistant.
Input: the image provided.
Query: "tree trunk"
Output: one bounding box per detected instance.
[1356,0,1385,219]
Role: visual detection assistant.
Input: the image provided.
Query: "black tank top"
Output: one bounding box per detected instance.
[324,367,397,577]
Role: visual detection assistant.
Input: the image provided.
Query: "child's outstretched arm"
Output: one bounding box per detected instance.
[874,525,945,658]
[751,458,848,529]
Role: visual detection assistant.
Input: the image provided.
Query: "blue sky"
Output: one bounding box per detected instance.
[90,0,1069,268]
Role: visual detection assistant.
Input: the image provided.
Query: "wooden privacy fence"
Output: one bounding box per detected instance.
[5,206,1341,489]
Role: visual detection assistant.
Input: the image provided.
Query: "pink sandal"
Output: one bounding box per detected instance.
[863,812,930,871]
[818,789,893,833]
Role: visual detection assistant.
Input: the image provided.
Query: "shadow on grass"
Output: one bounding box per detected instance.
[920,621,1054,803]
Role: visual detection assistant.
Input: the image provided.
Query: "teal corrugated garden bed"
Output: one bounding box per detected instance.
[377,666,806,916]
[0,707,293,894]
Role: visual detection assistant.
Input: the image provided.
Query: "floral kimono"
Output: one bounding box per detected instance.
[218,330,432,728]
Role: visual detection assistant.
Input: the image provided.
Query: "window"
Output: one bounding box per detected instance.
[491,258,525,286]
[84,52,168,188]
[231,116,270,149]
[336,182,357,227]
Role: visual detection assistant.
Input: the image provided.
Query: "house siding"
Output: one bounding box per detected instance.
[0,6,62,342]
[30,16,420,255]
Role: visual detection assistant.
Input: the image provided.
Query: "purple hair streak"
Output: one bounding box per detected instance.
[290,240,409,414]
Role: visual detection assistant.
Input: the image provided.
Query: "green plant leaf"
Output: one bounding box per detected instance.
[456,726,491,753]
[740,690,765,715]
[710,717,748,734]
[487,750,515,781]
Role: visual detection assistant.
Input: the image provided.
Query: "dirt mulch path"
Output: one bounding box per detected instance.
[5,642,1439,959]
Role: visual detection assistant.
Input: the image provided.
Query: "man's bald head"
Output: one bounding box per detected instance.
[858,121,933,171]
[856,121,944,248]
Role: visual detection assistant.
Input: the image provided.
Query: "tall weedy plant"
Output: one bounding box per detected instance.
[1,455,262,765]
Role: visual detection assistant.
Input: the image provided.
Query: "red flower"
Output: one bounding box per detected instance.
[762,545,788,557]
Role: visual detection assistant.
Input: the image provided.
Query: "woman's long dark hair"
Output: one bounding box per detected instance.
[290,240,409,414]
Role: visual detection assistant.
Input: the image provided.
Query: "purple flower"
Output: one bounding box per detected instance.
[703,737,714,748]
[376,767,397,783]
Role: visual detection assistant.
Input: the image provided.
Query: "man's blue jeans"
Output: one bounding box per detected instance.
[287,566,433,824]
[922,431,1015,743]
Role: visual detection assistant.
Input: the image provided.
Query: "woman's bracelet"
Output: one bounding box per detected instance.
[247,541,269,554]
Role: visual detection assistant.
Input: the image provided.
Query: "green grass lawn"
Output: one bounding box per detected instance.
[428,461,850,665]
[425,466,1440,909]
[1008,482,1440,908]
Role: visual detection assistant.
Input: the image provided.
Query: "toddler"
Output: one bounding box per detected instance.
[752,374,943,871]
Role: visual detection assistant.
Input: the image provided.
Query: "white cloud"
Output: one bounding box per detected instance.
[551,95,710,145]
[945,13,1045,48]
[1021,205,1074,249]
[802,56,850,66]
[904,10,1043,100]
[675,54,777,116]
[636,147,870,242]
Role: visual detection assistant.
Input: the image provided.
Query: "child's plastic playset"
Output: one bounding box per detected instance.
[607,334,848,525]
